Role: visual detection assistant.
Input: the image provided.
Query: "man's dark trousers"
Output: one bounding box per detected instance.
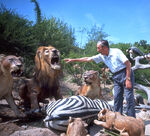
[112,69,135,117]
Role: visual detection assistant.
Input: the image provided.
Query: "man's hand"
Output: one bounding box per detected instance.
[125,79,132,89]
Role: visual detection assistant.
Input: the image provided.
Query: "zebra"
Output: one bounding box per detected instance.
[43,95,113,131]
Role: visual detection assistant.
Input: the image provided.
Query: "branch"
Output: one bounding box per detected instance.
[132,56,150,71]
[134,83,150,104]
[135,104,150,110]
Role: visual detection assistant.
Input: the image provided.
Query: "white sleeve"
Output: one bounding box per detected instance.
[89,54,103,64]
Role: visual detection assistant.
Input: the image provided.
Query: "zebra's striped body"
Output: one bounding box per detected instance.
[44,95,113,131]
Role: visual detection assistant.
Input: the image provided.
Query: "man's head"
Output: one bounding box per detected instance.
[97,40,109,56]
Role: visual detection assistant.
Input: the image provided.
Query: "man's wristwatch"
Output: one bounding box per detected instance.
[126,77,131,81]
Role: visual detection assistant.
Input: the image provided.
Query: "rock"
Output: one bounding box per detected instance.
[136,110,150,120]
[10,128,58,136]
[0,123,22,136]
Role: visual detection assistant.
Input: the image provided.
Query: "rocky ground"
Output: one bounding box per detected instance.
[0,76,150,136]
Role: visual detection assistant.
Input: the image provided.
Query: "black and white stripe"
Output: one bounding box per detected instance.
[44,95,113,131]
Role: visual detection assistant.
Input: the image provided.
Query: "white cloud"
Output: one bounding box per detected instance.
[85,13,101,27]
[85,13,96,23]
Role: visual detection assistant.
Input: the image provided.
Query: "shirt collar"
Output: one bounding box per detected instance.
[108,48,113,56]
[104,48,113,58]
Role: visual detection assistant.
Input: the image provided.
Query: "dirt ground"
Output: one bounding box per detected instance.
[0,77,150,136]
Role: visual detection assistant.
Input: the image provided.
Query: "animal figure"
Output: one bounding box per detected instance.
[76,70,102,99]
[44,95,113,131]
[94,109,145,136]
[60,117,89,136]
[126,46,144,60]
[19,46,62,112]
[0,54,23,117]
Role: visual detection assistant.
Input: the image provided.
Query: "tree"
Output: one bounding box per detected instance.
[84,25,108,55]
[31,0,42,24]
[0,6,36,56]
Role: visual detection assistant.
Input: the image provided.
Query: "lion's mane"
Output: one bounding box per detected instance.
[34,46,62,99]
[19,46,62,110]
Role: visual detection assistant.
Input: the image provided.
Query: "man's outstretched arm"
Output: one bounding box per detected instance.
[64,57,93,63]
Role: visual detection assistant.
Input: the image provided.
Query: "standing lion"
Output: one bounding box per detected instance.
[0,54,24,117]
[19,46,62,112]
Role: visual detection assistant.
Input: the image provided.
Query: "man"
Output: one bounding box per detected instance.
[64,40,135,117]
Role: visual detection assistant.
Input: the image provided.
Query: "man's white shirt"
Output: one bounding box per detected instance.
[90,48,128,73]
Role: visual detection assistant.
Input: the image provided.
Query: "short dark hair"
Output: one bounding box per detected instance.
[97,40,109,48]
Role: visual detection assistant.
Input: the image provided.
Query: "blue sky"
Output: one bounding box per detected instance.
[1,0,150,46]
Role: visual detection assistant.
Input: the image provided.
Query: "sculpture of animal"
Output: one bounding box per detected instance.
[94,109,145,136]
[60,117,89,136]
[44,95,113,131]
[19,46,62,111]
[0,54,24,117]
[76,70,102,99]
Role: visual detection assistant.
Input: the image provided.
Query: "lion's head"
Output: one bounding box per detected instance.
[97,109,109,122]
[0,54,23,77]
[83,70,100,85]
[35,46,61,71]
[34,45,62,88]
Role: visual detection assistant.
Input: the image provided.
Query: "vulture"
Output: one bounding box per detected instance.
[126,46,144,59]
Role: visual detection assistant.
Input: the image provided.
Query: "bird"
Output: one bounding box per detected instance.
[126,46,145,59]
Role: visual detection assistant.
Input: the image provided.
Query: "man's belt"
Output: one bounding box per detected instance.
[113,68,126,76]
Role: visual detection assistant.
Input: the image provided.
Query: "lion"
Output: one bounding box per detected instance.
[60,117,89,136]
[76,70,102,100]
[0,54,24,117]
[94,109,145,136]
[19,46,62,112]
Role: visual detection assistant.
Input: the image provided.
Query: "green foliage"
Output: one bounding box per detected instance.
[0,4,149,87]
[136,90,148,99]
[0,6,37,76]
[87,24,108,42]
[0,6,36,55]
[132,41,150,85]
[33,17,76,56]
[0,5,76,76]
[84,25,108,56]
[110,43,131,55]
[31,0,42,24]
[134,40,150,54]
[134,69,150,86]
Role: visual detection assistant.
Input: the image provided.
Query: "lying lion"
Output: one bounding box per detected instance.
[94,109,145,136]
[0,54,24,117]
[76,70,102,100]
[19,46,62,112]
[60,117,89,136]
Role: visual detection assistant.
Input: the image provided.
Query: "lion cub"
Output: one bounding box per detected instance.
[76,70,102,99]
[60,117,89,136]
[94,109,145,136]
